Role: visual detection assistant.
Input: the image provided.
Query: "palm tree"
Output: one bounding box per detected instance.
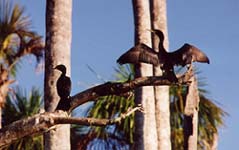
[150,0,171,149]
[44,0,72,149]
[2,87,43,150]
[132,0,158,149]
[0,0,44,128]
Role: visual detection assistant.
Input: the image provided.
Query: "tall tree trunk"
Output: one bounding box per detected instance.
[132,0,158,150]
[184,75,200,150]
[44,0,72,149]
[150,0,171,149]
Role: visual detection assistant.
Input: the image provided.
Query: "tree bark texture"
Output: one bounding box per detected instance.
[44,0,72,112]
[150,0,171,149]
[44,0,72,150]
[132,0,158,149]
[184,75,200,150]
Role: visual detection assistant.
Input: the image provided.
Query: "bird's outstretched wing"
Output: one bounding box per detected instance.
[117,43,159,65]
[170,43,210,66]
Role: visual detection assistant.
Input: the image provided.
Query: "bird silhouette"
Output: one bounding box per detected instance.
[117,29,210,81]
[54,64,71,111]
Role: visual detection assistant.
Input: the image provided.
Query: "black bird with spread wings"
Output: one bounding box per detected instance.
[117,29,210,81]
[54,64,71,111]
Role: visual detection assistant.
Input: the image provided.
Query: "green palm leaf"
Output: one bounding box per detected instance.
[2,87,43,150]
[0,0,44,77]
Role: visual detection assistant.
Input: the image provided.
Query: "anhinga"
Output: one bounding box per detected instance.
[117,29,210,81]
[54,64,71,111]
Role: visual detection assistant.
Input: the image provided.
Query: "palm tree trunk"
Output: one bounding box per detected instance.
[150,0,171,149]
[132,0,158,150]
[44,0,72,149]
[184,76,200,150]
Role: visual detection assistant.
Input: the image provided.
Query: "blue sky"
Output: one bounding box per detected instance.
[16,0,239,149]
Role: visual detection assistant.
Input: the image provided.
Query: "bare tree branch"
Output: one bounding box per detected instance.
[69,69,192,112]
[55,105,143,126]
[0,106,142,148]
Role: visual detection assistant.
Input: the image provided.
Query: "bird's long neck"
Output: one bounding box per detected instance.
[158,35,167,54]
[61,70,66,76]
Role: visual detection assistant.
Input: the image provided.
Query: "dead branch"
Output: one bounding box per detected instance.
[69,69,192,112]
[55,105,143,125]
[0,106,142,148]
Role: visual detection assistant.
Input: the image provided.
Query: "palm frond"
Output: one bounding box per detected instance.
[2,86,43,149]
[0,0,44,77]
[2,87,42,125]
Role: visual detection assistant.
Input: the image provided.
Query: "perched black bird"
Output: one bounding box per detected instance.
[54,64,71,111]
[117,29,210,81]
